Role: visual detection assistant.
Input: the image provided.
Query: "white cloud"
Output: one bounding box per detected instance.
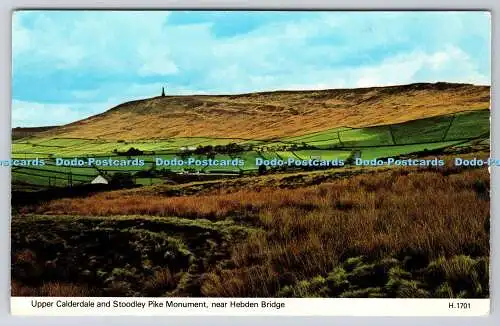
[137,53,179,77]
[349,46,490,88]
[11,81,210,127]
[12,99,111,127]
[12,14,31,55]
[428,52,450,69]
[11,11,491,126]
[13,11,177,75]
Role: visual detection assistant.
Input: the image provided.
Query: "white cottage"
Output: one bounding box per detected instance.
[91,175,109,185]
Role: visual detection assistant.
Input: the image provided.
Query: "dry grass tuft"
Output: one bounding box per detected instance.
[11,280,95,297]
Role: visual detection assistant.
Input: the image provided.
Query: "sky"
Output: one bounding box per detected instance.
[12,11,491,127]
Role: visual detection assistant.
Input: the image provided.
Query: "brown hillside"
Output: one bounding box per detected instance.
[12,126,58,140]
[41,82,490,140]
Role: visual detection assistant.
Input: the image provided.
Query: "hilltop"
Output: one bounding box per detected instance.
[33,82,489,140]
[12,126,58,140]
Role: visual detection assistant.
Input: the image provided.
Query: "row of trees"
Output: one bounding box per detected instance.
[112,147,144,156]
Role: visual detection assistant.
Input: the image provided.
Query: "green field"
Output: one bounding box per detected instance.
[11,109,490,188]
[358,141,465,160]
[282,127,349,146]
[339,126,394,147]
[445,110,490,140]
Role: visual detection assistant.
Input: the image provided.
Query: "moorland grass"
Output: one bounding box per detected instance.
[13,160,490,297]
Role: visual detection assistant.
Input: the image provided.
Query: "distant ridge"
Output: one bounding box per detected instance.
[28,82,490,140]
[12,126,58,140]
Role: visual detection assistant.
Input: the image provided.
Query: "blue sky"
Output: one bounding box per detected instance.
[12,11,491,127]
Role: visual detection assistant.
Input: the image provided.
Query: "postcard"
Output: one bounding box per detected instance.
[10,10,491,316]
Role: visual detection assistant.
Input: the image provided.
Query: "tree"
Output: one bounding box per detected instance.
[124,147,143,156]
[345,150,359,165]
[161,87,165,97]
[110,172,134,187]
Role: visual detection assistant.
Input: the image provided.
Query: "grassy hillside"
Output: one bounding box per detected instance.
[30,82,490,140]
[11,109,490,189]
[12,152,490,297]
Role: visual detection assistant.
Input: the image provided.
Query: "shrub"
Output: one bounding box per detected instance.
[11,281,96,297]
[326,267,350,295]
[144,268,178,296]
[340,287,385,298]
[343,256,365,272]
[435,282,454,298]
[277,276,328,298]
[109,172,135,187]
[424,255,488,298]
[442,255,485,297]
